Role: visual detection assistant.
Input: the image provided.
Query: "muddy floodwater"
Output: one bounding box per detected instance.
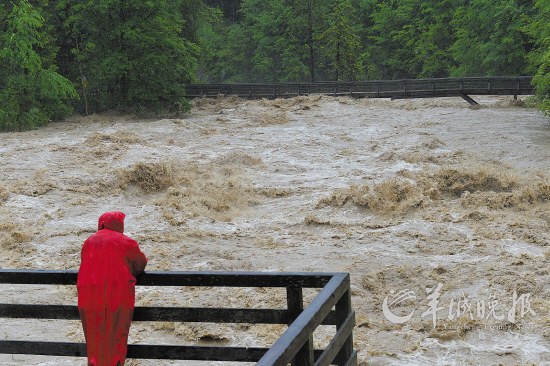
[1,96,549,365]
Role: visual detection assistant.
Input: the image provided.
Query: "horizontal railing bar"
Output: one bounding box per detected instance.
[314,311,356,366]
[0,304,340,325]
[0,270,338,288]
[0,341,86,358]
[127,344,266,361]
[0,270,76,285]
[0,341,268,361]
[257,273,350,366]
[0,341,338,362]
[133,307,290,324]
[0,304,79,319]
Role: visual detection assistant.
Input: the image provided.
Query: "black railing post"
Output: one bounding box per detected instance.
[334,286,354,366]
[287,287,314,366]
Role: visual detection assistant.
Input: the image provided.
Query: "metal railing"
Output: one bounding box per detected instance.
[184,76,533,101]
[0,269,356,366]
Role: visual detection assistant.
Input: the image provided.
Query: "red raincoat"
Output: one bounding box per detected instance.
[77,211,148,366]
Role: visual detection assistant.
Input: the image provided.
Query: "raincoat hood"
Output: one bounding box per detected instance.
[98,211,125,233]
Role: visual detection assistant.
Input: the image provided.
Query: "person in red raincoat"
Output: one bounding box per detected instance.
[77,211,148,366]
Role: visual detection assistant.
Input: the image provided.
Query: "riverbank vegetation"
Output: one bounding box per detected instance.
[0,0,548,130]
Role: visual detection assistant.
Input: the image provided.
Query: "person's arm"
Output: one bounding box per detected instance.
[127,239,148,277]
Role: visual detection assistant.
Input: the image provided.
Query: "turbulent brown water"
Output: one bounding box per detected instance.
[1,96,549,365]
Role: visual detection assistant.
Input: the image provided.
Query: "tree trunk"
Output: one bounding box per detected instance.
[307,0,315,82]
[336,41,340,81]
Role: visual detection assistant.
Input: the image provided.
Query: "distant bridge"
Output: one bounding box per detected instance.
[184,76,534,105]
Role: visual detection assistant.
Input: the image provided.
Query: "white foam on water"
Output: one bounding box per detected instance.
[501,239,546,257]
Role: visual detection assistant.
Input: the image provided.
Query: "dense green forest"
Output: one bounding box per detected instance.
[0,0,548,130]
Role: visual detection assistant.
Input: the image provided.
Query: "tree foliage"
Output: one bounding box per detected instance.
[450,0,531,77]
[285,0,328,82]
[0,0,77,131]
[0,0,549,131]
[363,0,460,79]
[57,0,198,114]
[201,0,545,88]
[317,0,362,81]
[527,0,550,113]
[224,0,309,82]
